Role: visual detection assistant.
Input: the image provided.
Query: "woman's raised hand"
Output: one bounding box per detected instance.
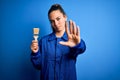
[59,20,81,47]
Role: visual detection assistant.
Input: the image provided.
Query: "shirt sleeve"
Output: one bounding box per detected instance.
[31,40,42,70]
[69,39,86,59]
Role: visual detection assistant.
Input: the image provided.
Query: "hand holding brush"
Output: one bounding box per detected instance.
[31,28,40,53]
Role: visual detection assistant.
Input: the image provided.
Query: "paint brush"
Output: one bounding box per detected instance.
[33,28,39,41]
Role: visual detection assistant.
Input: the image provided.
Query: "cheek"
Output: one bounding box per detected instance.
[61,20,66,26]
[60,18,65,24]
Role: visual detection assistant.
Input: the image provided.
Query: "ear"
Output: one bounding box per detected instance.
[64,15,67,21]
[66,17,67,21]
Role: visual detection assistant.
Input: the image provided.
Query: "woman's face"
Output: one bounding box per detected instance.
[49,10,67,32]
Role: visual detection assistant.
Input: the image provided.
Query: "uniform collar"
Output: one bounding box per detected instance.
[48,32,68,41]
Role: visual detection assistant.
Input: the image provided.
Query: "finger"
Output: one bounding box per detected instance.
[69,20,73,34]
[32,47,39,53]
[59,41,69,46]
[32,40,38,43]
[31,44,38,48]
[33,46,38,50]
[65,21,70,36]
[31,43,39,53]
[31,40,38,49]
[32,42,38,46]
[76,25,80,37]
[32,45,38,48]
[31,45,38,51]
[73,21,77,35]
[32,40,38,45]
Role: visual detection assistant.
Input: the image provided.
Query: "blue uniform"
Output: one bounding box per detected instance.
[31,32,86,80]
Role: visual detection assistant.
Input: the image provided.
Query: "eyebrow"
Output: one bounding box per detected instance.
[50,16,61,21]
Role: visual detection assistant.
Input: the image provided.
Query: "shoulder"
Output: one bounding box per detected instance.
[39,33,54,42]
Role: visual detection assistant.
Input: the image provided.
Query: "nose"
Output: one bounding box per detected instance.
[54,20,58,26]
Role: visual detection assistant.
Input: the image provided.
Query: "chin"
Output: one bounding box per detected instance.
[55,29,61,32]
[55,27,64,32]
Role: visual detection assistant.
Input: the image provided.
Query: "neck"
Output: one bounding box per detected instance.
[55,29,65,38]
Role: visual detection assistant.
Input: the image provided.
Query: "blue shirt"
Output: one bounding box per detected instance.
[31,32,86,80]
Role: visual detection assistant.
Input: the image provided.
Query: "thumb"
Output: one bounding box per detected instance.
[59,41,69,46]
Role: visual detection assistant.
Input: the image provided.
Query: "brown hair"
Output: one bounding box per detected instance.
[48,4,66,18]
[48,4,66,32]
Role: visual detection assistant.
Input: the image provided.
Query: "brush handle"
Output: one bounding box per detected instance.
[34,35,38,41]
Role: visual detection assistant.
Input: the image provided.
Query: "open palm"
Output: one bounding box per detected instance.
[59,20,81,47]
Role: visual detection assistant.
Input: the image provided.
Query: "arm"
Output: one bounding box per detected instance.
[31,51,42,70]
[59,20,86,59]
[31,40,42,70]
[70,39,86,59]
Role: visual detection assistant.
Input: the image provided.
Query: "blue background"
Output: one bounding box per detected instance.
[0,0,120,80]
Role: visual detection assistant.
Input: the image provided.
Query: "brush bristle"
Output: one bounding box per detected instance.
[33,28,39,35]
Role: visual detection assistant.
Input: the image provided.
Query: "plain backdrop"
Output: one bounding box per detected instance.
[0,0,120,80]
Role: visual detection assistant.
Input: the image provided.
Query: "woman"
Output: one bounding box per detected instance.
[31,4,86,80]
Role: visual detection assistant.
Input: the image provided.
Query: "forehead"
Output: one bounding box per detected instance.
[49,10,63,20]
